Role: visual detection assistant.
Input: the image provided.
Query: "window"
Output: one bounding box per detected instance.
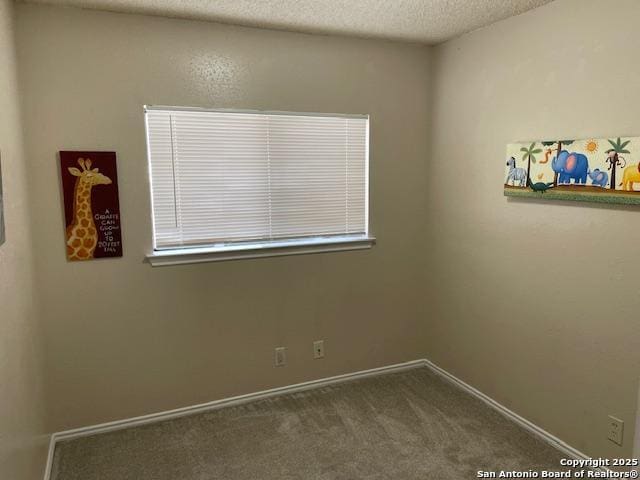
[145,106,373,265]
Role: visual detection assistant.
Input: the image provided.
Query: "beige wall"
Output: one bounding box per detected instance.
[0,0,47,478]
[15,4,431,432]
[10,0,640,465]
[427,0,640,459]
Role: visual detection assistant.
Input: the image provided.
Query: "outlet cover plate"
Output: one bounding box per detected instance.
[608,415,624,446]
[275,347,286,367]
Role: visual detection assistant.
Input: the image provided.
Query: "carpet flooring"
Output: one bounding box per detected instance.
[51,367,567,479]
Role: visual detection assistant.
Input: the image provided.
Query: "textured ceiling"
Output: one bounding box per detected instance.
[19,0,555,44]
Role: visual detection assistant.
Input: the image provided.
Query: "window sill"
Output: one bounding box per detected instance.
[146,236,376,267]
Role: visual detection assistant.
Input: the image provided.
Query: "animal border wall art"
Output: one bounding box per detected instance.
[59,151,123,260]
[504,137,640,205]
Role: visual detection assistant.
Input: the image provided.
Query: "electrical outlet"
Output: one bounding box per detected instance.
[313,340,325,359]
[607,415,624,446]
[275,347,286,367]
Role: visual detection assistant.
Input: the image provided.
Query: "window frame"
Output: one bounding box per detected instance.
[144,105,375,266]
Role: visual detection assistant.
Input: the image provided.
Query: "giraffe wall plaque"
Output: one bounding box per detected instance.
[60,151,123,260]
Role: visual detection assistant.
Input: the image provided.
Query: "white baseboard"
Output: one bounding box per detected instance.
[420,359,607,472]
[43,358,604,480]
[42,432,56,480]
[42,359,424,479]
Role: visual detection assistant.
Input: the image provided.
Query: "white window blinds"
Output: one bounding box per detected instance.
[145,107,369,251]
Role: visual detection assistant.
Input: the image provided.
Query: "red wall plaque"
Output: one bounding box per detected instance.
[60,151,123,260]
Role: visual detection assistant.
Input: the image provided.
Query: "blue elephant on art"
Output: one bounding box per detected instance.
[588,168,609,188]
[551,150,589,184]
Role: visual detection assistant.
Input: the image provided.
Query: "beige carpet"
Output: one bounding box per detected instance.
[51,367,566,479]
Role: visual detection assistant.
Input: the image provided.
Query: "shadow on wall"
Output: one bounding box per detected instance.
[506,196,640,213]
[0,154,4,246]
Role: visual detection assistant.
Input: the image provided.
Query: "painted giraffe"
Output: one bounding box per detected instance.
[65,158,112,260]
